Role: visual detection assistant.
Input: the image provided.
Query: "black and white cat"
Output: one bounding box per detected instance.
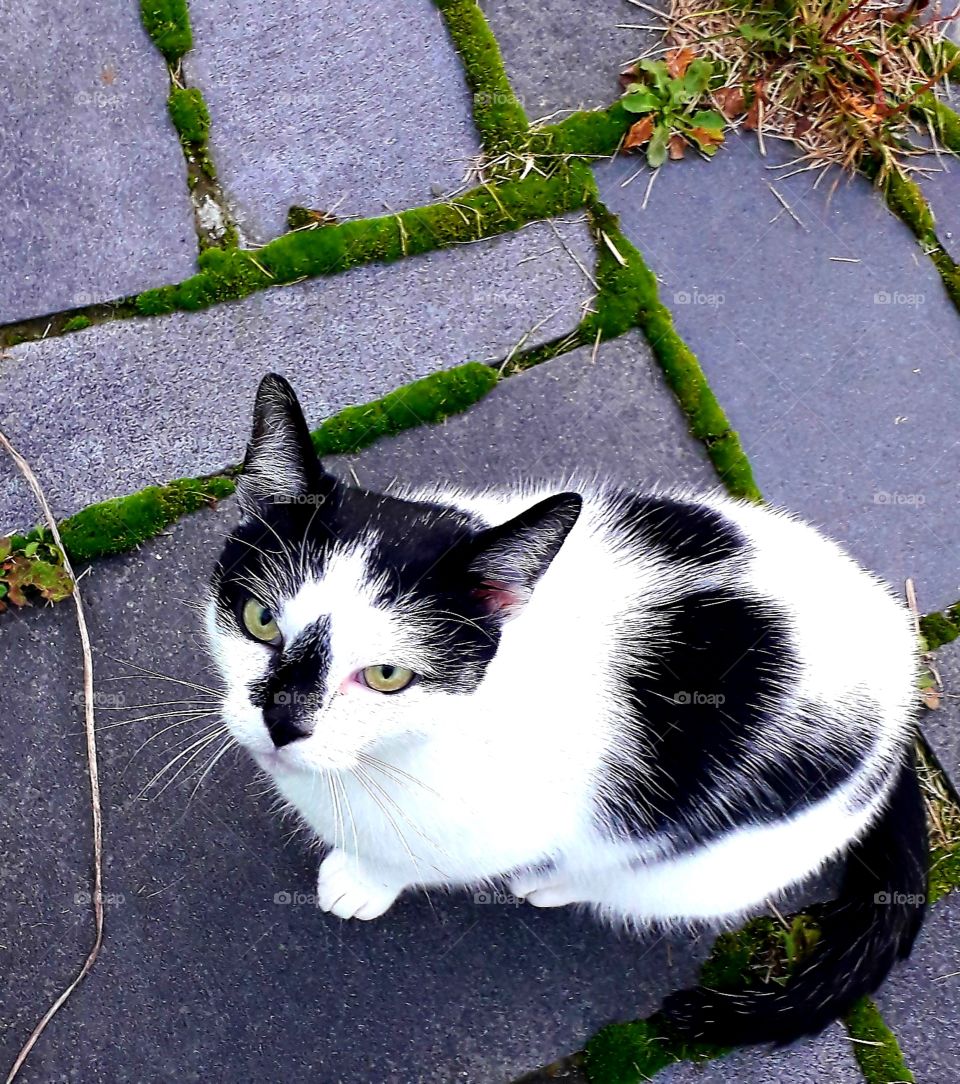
[206,374,928,1045]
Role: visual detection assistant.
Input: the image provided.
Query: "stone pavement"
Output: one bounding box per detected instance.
[2,1,960,1083]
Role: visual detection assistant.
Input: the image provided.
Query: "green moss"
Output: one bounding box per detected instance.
[168,86,211,147]
[531,102,633,158]
[62,316,92,333]
[432,0,528,154]
[312,362,499,455]
[920,604,960,650]
[929,840,960,904]
[139,0,192,63]
[911,93,960,155]
[584,206,762,502]
[136,165,594,316]
[699,914,821,992]
[584,1019,725,1084]
[844,998,916,1084]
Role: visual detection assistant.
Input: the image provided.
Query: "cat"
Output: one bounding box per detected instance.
[205,373,928,1046]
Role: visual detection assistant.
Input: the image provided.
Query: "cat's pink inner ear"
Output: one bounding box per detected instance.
[471,583,522,616]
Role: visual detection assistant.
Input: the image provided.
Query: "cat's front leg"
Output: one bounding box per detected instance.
[508,867,585,908]
[316,848,405,920]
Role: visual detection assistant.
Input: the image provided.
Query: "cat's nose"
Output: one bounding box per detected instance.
[262,701,310,748]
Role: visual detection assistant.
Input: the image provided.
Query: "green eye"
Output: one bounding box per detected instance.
[241,597,281,645]
[361,664,415,694]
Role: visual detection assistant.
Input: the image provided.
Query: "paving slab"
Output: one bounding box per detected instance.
[875,891,960,1084]
[183,0,480,243]
[0,2,197,326]
[0,503,714,1084]
[656,1024,861,1083]
[921,637,960,791]
[0,215,594,533]
[914,80,960,263]
[329,331,717,490]
[595,133,960,613]
[479,0,662,119]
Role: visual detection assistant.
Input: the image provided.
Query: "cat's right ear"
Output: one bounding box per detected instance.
[237,374,330,514]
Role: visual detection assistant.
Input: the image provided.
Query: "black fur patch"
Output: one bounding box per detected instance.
[601,589,865,848]
[612,493,746,566]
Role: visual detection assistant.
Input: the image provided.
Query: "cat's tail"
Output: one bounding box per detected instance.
[658,748,929,1046]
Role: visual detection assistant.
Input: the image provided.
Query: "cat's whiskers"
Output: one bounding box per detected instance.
[185,736,236,804]
[127,715,225,769]
[102,655,223,698]
[356,751,440,801]
[138,726,230,799]
[96,707,218,732]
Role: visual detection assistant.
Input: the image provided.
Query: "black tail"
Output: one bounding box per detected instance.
[659,750,929,1046]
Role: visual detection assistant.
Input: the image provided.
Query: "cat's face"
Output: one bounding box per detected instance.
[206,375,581,779]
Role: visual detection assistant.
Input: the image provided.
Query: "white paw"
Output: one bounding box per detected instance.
[508,870,582,908]
[316,849,401,921]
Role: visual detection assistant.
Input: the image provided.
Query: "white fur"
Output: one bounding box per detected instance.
[206,483,918,927]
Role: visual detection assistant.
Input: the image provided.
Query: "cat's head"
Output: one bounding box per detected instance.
[206,374,581,777]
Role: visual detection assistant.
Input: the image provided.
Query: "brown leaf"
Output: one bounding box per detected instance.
[618,63,639,89]
[623,115,656,152]
[689,126,724,150]
[668,133,687,160]
[666,47,697,80]
[714,85,746,120]
[743,95,763,132]
[794,113,814,138]
[921,686,942,710]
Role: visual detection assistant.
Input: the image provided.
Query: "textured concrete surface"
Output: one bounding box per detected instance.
[0,215,594,532]
[918,149,960,263]
[657,1025,861,1083]
[183,0,480,242]
[479,0,661,118]
[875,892,960,1083]
[330,331,717,491]
[596,133,960,613]
[0,506,713,1084]
[922,637,960,790]
[0,2,197,325]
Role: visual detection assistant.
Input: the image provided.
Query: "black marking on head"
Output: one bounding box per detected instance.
[611,493,746,567]
[599,589,866,849]
[249,617,331,748]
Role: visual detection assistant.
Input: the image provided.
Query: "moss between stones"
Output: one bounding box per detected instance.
[584,204,762,502]
[62,316,92,333]
[139,0,192,64]
[531,102,633,159]
[14,364,499,565]
[920,602,960,650]
[168,86,214,175]
[135,165,595,316]
[584,1019,725,1084]
[432,0,529,154]
[844,997,916,1084]
[878,163,960,315]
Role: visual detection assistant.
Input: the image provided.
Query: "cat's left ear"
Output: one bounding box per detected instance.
[238,373,328,513]
[466,492,582,615]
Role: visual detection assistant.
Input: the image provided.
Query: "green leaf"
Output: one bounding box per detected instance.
[639,58,672,94]
[0,537,10,561]
[647,124,670,168]
[23,541,39,557]
[739,23,774,42]
[622,89,662,113]
[690,109,726,130]
[682,59,713,97]
[0,583,8,599]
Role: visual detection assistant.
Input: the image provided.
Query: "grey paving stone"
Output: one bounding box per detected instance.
[0,215,595,533]
[329,330,717,491]
[182,0,480,242]
[0,2,197,326]
[914,82,960,263]
[0,506,713,1084]
[921,637,960,790]
[656,1024,861,1083]
[875,891,960,1084]
[595,133,960,613]
[479,0,662,118]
